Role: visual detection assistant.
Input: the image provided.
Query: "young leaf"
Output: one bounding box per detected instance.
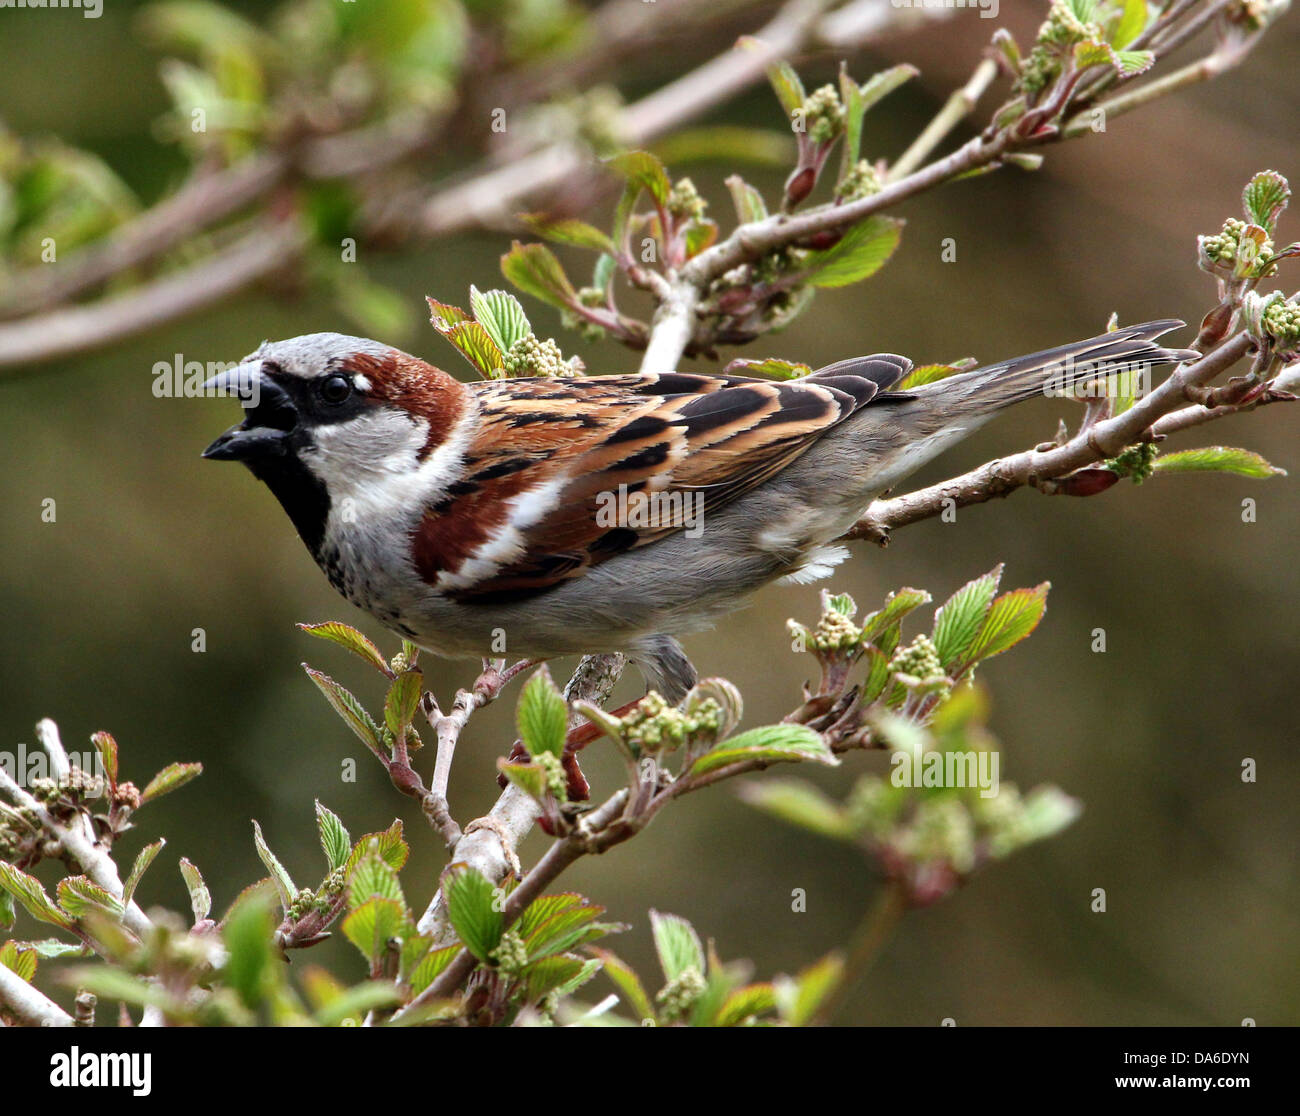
[841,64,917,183]
[443,320,505,378]
[1109,0,1148,48]
[123,839,165,904]
[517,955,592,1003]
[313,980,402,1027]
[297,622,392,677]
[0,864,75,930]
[859,587,933,643]
[737,780,851,840]
[897,360,975,390]
[1242,170,1290,234]
[384,670,424,739]
[649,910,705,983]
[315,801,352,873]
[345,820,409,875]
[443,864,504,962]
[140,761,203,804]
[516,665,568,758]
[409,944,461,996]
[606,151,672,207]
[691,725,838,776]
[721,357,812,380]
[57,876,124,920]
[856,62,920,114]
[500,241,579,310]
[776,952,844,1026]
[251,820,297,912]
[222,894,277,1011]
[0,941,37,983]
[178,858,212,923]
[496,760,548,801]
[469,286,532,354]
[960,583,1051,667]
[716,982,777,1027]
[725,175,768,224]
[303,666,385,755]
[348,851,406,913]
[341,897,407,964]
[518,214,616,254]
[590,947,654,1021]
[426,297,469,329]
[523,902,607,960]
[932,566,1003,668]
[90,731,118,788]
[802,216,903,288]
[1152,446,1287,479]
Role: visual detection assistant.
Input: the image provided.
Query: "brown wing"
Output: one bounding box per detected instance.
[414,360,912,602]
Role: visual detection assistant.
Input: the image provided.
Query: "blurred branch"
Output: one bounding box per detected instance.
[0,961,74,1028]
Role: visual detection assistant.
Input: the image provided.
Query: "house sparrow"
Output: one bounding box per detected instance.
[203,320,1194,701]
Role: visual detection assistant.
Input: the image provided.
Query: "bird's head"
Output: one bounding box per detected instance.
[202,333,469,552]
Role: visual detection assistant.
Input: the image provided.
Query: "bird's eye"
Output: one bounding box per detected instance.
[318,374,353,405]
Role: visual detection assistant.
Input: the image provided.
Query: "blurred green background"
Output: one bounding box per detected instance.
[2,0,1297,1024]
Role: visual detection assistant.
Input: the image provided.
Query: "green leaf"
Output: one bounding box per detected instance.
[590,948,654,1021]
[500,240,579,310]
[841,64,916,184]
[897,360,975,390]
[652,126,793,169]
[802,217,903,288]
[443,320,506,377]
[22,939,88,960]
[932,566,1003,668]
[725,175,768,224]
[961,584,1050,668]
[90,731,118,788]
[649,910,705,983]
[348,851,406,913]
[684,219,718,259]
[315,802,352,873]
[62,967,172,1012]
[384,669,424,740]
[178,858,212,923]
[496,760,548,801]
[516,665,568,758]
[0,864,75,930]
[517,955,591,1002]
[1110,0,1148,47]
[717,982,777,1027]
[776,952,844,1026]
[123,839,165,904]
[753,50,805,118]
[518,215,616,254]
[0,941,37,982]
[443,864,503,962]
[313,980,402,1026]
[345,820,408,875]
[859,587,933,644]
[606,151,672,207]
[721,357,812,380]
[297,622,392,676]
[140,761,203,804]
[251,820,297,912]
[517,893,583,939]
[1152,446,1287,479]
[222,892,276,1010]
[691,724,838,776]
[0,890,14,932]
[856,62,920,114]
[409,944,460,995]
[469,285,533,354]
[426,297,469,330]
[523,902,607,960]
[1242,171,1290,234]
[341,897,407,964]
[738,780,851,840]
[303,666,386,755]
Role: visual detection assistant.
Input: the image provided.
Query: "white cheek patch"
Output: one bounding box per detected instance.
[304,407,478,528]
[435,473,567,591]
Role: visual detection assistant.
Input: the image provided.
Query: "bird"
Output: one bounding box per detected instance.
[203,320,1195,707]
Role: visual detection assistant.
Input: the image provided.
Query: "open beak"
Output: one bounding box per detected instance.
[201,362,299,462]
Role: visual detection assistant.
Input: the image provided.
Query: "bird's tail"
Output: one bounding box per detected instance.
[910,319,1198,416]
